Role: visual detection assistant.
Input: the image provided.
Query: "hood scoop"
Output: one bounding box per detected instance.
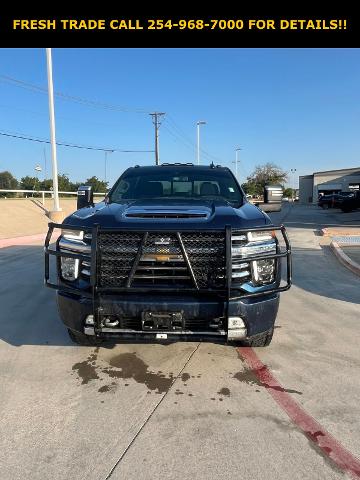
[125,208,209,219]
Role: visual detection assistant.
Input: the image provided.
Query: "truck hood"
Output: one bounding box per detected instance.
[63,198,271,230]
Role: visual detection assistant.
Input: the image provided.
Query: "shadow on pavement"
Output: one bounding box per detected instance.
[289,244,360,305]
[0,245,77,347]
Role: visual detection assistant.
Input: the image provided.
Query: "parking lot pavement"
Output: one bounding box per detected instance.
[341,246,360,265]
[0,203,359,480]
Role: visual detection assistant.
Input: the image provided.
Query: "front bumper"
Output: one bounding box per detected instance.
[57,291,280,341]
[46,223,290,342]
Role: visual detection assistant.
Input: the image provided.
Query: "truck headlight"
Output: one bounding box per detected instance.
[61,229,84,241]
[252,258,275,285]
[61,257,79,281]
[232,230,277,286]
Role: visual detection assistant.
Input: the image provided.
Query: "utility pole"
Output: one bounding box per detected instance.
[46,48,61,215]
[150,112,165,165]
[196,121,206,165]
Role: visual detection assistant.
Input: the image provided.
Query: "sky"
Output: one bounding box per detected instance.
[0,48,359,188]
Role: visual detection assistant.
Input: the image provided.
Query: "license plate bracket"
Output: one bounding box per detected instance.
[142,311,184,331]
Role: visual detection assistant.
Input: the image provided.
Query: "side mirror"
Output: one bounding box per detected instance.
[262,184,283,212]
[77,185,93,210]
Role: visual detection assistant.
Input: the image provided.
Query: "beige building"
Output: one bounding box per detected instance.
[299,167,360,204]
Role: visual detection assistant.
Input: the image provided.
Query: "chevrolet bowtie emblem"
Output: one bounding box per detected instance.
[155,237,171,245]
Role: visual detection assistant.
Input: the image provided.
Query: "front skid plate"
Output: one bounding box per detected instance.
[84,326,226,340]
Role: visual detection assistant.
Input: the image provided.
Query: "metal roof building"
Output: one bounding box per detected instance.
[299,167,360,204]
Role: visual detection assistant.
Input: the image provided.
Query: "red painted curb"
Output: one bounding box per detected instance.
[322,228,360,237]
[237,347,360,479]
[0,233,46,249]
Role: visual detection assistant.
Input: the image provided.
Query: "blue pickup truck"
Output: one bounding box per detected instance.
[45,164,291,347]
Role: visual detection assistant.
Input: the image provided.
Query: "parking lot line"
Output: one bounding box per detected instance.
[237,347,360,479]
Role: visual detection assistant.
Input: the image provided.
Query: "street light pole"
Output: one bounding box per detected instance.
[46,48,61,213]
[235,147,241,180]
[196,121,206,165]
[290,168,297,201]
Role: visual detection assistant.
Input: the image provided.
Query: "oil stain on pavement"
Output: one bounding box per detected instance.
[72,349,175,394]
[72,348,100,385]
[72,350,267,408]
[101,352,174,393]
[217,387,230,397]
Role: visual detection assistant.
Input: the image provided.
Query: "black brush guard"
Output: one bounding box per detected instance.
[44,223,292,335]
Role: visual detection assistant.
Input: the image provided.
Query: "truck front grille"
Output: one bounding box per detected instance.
[98,231,226,289]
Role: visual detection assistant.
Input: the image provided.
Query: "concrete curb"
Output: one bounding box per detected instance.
[330,240,360,277]
[0,233,46,249]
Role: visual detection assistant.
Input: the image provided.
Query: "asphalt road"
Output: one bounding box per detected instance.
[0,203,359,480]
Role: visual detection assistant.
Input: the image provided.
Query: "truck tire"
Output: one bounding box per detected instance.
[67,329,102,346]
[241,327,274,347]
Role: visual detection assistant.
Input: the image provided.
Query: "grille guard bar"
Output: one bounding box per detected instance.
[44,223,292,332]
[44,222,292,300]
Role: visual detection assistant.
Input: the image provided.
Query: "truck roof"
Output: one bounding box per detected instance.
[125,163,229,173]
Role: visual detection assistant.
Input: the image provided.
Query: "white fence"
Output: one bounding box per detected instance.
[0,189,106,205]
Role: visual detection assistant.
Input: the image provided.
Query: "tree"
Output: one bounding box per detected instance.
[283,188,294,198]
[20,175,40,191]
[57,174,72,192]
[0,171,18,197]
[244,163,288,196]
[84,176,108,193]
[241,181,259,197]
[39,179,53,191]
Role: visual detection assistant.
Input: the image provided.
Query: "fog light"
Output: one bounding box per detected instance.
[61,257,79,281]
[227,316,247,340]
[85,315,94,325]
[104,317,119,327]
[252,258,275,285]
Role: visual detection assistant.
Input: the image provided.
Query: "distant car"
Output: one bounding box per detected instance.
[318,192,355,209]
[340,190,360,212]
[318,193,343,209]
[282,197,289,202]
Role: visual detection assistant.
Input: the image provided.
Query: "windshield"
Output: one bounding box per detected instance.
[109,168,243,205]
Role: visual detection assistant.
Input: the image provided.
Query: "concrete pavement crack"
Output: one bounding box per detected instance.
[102,343,201,480]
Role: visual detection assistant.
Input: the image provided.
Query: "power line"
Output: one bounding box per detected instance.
[0,130,154,153]
[0,74,153,114]
[163,119,226,165]
[165,114,225,164]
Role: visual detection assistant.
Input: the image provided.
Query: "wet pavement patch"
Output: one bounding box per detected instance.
[102,352,174,394]
[72,349,174,394]
[233,367,302,395]
[181,372,190,382]
[217,387,230,397]
[98,385,111,393]
[72,348,100,385]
